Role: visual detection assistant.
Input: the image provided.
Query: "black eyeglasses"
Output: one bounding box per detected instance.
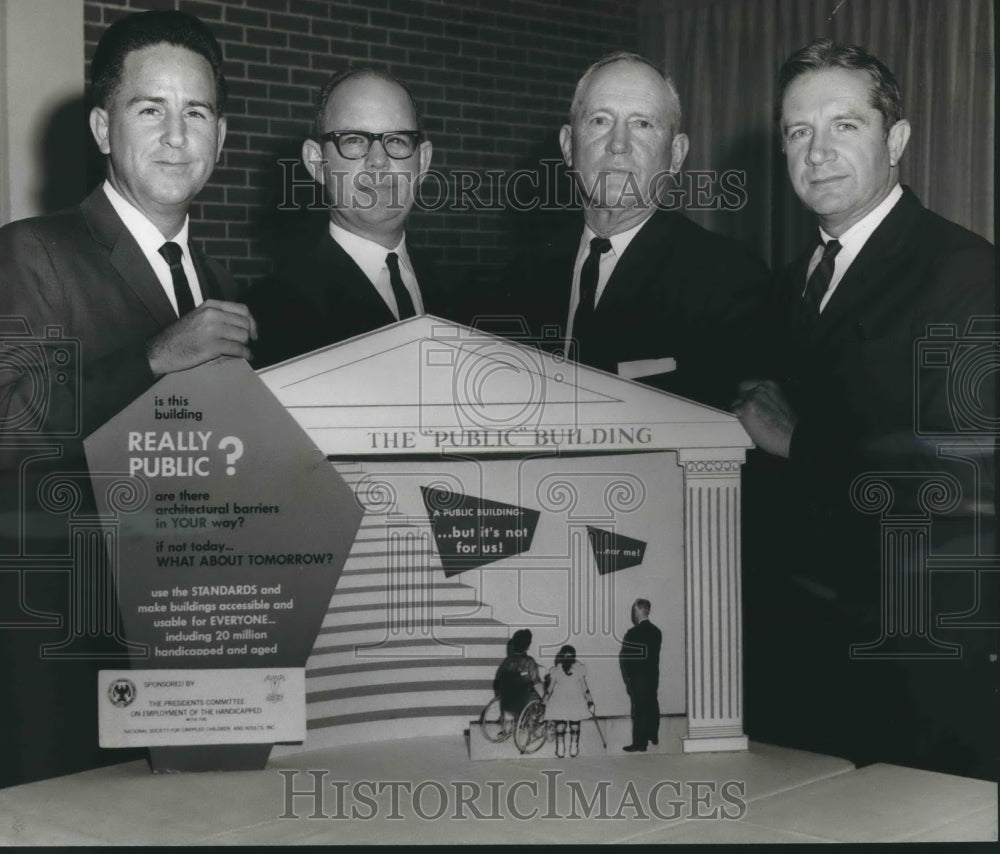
[318,130,423,160]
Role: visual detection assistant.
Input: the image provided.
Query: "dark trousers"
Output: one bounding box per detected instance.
[628,682,659,747]
[1,520,143,788]
[741,455,998,780]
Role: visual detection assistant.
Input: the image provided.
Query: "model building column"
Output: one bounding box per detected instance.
[678,449,748,752]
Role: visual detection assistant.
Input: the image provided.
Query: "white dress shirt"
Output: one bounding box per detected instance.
[102,180,203,316]
[564,212,652,350]
[328,222,424,320]
[808,183,903,312]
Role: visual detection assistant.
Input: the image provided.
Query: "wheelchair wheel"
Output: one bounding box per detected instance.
[514,699,548,754]
[479,696,512,743]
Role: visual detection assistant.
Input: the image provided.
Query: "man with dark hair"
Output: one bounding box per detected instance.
[90,7,228,112]
[1,9,253,444]
[737,39,992,470]
[735,39,995,777]
[504,51,769,409]
[773,38,903,135]
[0,9,252,786]
[251,68,456,367]
[619,598,662,752]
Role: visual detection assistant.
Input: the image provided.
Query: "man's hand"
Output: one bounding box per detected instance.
[146,300,258,377]
[732,379,798,458]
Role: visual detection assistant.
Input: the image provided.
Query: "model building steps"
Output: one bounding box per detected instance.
[285,461,510,752]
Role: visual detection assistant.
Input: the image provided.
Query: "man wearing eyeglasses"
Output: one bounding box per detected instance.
[252,68,447,366]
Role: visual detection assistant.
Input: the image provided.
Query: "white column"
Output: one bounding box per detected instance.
[678,449,748,752]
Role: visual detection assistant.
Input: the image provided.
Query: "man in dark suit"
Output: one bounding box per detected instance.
[735,40,995,777]
[251,69,454,368]
[0,10,253,786]
[619,598,662,752]
[505,52,768,410]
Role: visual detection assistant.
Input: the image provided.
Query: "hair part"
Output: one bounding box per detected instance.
[569,51,682,134]
[90,10,227,113]
[776,38,903,137]
[312,67,422,139]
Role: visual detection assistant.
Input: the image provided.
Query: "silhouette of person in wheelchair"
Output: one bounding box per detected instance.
[493,628,542,721]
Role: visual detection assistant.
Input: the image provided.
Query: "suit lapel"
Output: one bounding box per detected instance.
[811,189,923,339]
[80,187,178,328]
[406,242,440,315]
[597,210,675,312]
[555,234,580,327]
[192,248,221,301]
[316,233,397,326]
[782,246,815,335]
[536,223,581,330]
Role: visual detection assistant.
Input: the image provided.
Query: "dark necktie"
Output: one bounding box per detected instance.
[385,252,416,320]
[803,238,841,317]
[158,241,195,316]
[573,236,613,336]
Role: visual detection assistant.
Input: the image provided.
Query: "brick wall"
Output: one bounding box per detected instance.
[84,0,640,287]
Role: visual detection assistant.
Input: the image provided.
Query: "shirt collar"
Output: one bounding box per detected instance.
[328,221,412,283]
[580,212,651,260]
[819,183,903,251]
[103,180,191,257]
